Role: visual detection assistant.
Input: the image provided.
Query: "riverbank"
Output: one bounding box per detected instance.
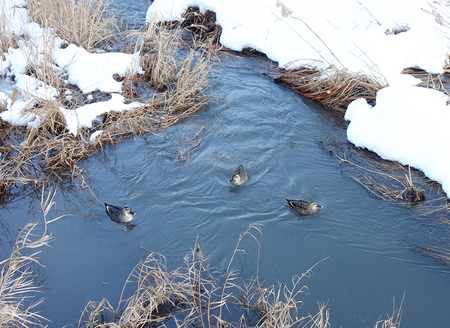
[147,0,450,207]
[0,0,213,200]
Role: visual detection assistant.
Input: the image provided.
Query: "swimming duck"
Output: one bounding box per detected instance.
[285,199,322,215]
[228,164,248,186]
[104,203,136,223]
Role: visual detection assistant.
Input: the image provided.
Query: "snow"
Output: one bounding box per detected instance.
[345,86,450,193]
[146,0,450,197]
[0,0,145,136]
[1,0,450,196]
[54,44,143,93]
[59,94,141,136]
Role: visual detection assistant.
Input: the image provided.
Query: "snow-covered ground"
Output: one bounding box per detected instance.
[1,0,450,195]
[0,0,143,136]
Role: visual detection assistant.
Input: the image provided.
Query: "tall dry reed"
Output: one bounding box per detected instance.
[0,3,20,56]
[0,18,214,199]
[373,296,403,328]
[273,66,385,112]
[27,0,119,51]
[78,223,331,328]
[0,188,64,327]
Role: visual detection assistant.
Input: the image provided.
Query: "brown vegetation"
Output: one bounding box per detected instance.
[78,223,331,328]
[417,246,450,266]
[27,0,119,51]
[0,8,213,199]
[176,126,205,161]
[374,296,403,328]
[0,188,63,327]
[75,223,405,328]
[272,66,385,112]
[0,8,19,55]
[334,142,448,215]
[402,67,450,98]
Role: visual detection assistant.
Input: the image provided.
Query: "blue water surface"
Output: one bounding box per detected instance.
[1,50,449,327]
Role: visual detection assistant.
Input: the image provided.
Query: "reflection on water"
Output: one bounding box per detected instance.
[1,52,450,328]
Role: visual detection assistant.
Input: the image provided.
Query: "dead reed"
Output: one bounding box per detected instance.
[78,223,330,328]
[27,0,119,51]
[138,23,181,91]
[333,142,448,215]
[0,3,20,56]
[176,126,205,162]
[238,261,329,328]
[0,188,64,327]
[336,152,424,203]
[402,67,450,98]
[0,17,213,199]
[374,296,403,328]
[22,27,66,91]
[272,65,385,112]
[266,1,386,113]
[415,246,450,267]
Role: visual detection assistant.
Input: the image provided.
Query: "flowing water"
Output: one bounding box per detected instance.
[1,33,450,328]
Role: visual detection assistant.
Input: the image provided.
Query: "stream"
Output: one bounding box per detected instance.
[1,43,450,327]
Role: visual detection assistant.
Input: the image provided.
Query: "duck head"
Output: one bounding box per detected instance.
[229,174,242,185]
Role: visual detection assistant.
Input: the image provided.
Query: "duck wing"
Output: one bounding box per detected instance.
[105,203,123,214]
[285,199,308,209]
[232,164,244,175]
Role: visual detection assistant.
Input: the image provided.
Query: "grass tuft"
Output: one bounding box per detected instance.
[0,188,64,327]
[0,17,214,199]
[0,4,20,55]
[374,296,403,328]
[78,223,330,328]
[273,65,385,112]
[176,126,205,162]
[27,0,119,51]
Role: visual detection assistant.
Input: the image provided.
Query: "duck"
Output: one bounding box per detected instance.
[285,199,322,215]
[228,164,248,186]
[104,203,136,223]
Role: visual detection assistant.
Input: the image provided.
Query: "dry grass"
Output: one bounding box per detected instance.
[373,296,403,328]
[77,223,331,328]
[22,28,66,91]
[238,261,329,328]
[402,67,450,98]
[335,151,445,209]
[138,23,181,91]
[415,246,450,267]
[0,100,93,198]
[331,138,449,215]
[337,154,427,203]
[0,3,20,56]
[27,0,119,51]
[0,18,214,199]
[176,126,206,162]
[272,0,450,112]
[273,65,385,112]
[136,21,214,93]
[267,1,385,113]
[0,188,64,327]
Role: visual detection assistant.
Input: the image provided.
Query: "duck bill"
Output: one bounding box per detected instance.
[228,180,232,184]
[131,211,136,215]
